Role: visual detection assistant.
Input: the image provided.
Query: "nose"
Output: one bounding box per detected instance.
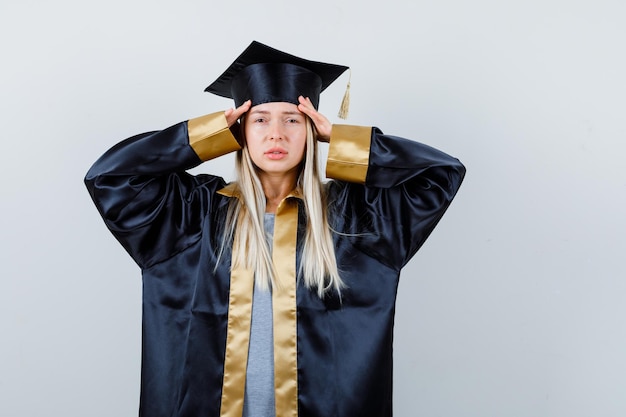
[268,120,283,141]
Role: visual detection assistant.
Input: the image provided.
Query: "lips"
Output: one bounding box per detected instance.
[264,147,288,160]
[265,147,287,155]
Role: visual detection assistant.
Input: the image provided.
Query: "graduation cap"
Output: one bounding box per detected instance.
[205,41,351,119]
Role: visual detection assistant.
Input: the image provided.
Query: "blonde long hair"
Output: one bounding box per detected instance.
[219,116,343,297]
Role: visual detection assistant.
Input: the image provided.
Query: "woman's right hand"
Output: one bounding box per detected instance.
[224,100,251,127]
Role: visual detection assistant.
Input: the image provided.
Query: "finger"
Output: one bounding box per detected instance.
[299,97,326,125]
[297,96,317,118]
[234,100,251,118]
[297,97,331,141]
[298,95,315,111]
[225,100,251,126]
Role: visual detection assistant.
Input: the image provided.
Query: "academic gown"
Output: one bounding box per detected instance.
[84,112,465,417]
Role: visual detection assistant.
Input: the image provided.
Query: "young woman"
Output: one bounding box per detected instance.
[85,41,465,417]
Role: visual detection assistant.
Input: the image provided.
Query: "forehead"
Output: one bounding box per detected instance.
[248,101,302,114]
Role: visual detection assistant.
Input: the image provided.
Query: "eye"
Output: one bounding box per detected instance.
[254,118,266,123]
[287,118,300,124]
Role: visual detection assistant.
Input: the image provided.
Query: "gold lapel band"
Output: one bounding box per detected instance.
[218,190,300,417]
[272,198,299,417]
[219,258,254,417]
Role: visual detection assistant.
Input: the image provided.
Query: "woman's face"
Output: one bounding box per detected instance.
[244,101,307,181]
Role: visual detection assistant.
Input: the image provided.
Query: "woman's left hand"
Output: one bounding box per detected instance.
[298,96,331,142]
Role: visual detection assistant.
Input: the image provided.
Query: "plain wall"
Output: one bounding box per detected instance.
[1,0,625,416]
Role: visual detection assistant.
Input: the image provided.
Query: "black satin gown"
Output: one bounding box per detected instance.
[85,113,465,417]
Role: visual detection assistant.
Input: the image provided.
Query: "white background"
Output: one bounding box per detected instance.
[1,1,625,416]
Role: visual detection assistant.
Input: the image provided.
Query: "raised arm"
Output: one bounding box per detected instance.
[84,111,243,268]
[325,124,466,270]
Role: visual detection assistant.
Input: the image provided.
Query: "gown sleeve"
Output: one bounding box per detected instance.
[325,124,466,271]
[84,112,241,268]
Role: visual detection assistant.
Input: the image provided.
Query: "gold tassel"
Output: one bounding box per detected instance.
[337,69,351,120]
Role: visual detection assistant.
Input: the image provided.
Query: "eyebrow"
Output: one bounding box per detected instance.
[248,109,304,117]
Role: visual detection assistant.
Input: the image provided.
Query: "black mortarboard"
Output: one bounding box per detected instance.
[205,41,349,114]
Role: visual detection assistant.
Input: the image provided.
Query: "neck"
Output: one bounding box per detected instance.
[259,172,298,213]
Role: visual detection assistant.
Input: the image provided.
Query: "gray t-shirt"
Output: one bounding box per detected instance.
[242,214,276,417]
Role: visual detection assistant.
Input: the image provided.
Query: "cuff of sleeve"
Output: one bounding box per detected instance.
[326,124,372,184]
[187,111,241,161]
